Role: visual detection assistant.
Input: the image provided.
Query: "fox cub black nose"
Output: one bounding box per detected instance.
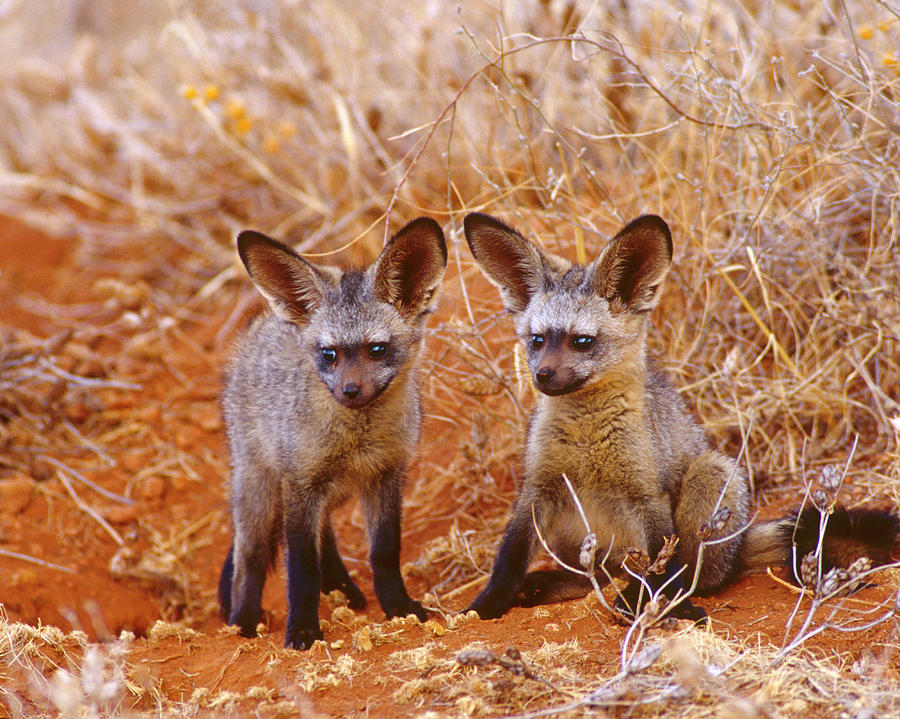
[342,383,361,399]
[535,368,554,384]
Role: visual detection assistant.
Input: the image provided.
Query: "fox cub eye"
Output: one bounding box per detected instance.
[530,334,545,348]
[321,347,338,363]
[368,343,388,360]
[572,335,594,351]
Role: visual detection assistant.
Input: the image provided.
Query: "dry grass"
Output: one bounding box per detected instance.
[2,0,900,716]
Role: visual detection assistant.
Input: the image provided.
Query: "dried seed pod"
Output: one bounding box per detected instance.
[625,547,650,575]
[817,464,842,493]
[579,532,598,569]
[638,598,662,623]
[455,649,495,667]
[835,557,873,595]
[647,535,680,575]
[625,643,662,674]
[819,567,850,597]
[847,556,872,578]
[699,506,732,540]
[812,488,832,511]
[799,552,819,588]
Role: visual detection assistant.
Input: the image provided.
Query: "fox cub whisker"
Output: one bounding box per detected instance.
[463,212,900,622]
[218,217,447,649]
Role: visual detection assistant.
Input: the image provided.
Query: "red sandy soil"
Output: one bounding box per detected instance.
[1,216,897,718]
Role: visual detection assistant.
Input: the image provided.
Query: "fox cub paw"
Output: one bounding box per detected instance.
[669,600,708,623]
[228,609,263,639]
[614,591,707,624]
[284,622,324,650]
[387,598,427,622]
[345,585,367,611]
[329,581,366,611]
[466,593,510,620]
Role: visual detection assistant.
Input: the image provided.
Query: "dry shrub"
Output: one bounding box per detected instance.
[4,0,894,489]
[2,0,900,717]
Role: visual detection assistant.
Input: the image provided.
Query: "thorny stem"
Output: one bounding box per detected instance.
[0,549,76,574]
[531,502,617,615]
[773,566,900,666]
[778,435,893,658]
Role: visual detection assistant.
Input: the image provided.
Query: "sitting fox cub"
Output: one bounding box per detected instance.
[464,212,899,621]
[219,218,446,649]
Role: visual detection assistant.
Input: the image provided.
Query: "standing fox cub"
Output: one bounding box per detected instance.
[464,212,900,621]
[219,218,447,649]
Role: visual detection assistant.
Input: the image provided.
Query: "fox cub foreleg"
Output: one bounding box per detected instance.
[319,518,366,609]
[469,488,707,622]
[219,467,280,638]
[282,488,329,650]
[467,496,543,619]
[280,468,428,650]
[362,466,427,621]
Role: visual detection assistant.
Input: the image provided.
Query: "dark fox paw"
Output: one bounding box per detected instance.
[466,593,510,620]
[386,598,427,622]
[328,581,366,611]
[346,585,367,611]
[238,623,258,638]
[228,610,261,638]
[614,592,707,624]
[668,598,708,623]
[284,623,324,650]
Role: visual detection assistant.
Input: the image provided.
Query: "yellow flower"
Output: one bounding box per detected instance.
[234,116,253,135]
[884,53,897,67]
[180,84,197,100]
[225,98,246,120]
[859,25,873,39]
[204,84,220,101]
[263,135,280,154]
[278,120,298,138]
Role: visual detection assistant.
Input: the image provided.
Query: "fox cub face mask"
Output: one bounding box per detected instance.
[464,212,672,396]
[236,218,447,408]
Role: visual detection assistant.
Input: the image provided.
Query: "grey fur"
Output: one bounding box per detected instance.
[219,217,447,649]
[463,213,755,621]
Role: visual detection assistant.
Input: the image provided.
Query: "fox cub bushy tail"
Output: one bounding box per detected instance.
[463,212,900,621]
[218,217,447,649]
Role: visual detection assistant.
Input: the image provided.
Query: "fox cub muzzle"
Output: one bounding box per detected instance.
[218,217,447,649]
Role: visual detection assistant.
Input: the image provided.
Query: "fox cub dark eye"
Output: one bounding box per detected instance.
[321,347,338,363]
[368,343,388,360]
[572,335,594,351]
[530,334,545,348]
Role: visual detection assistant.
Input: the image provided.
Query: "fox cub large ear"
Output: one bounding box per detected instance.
[463,213,566,313]
[594,215,672,313]
[236,230,332,325]
[374,217,448,317]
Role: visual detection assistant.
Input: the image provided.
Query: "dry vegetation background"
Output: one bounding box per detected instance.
[2,0,900,716]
